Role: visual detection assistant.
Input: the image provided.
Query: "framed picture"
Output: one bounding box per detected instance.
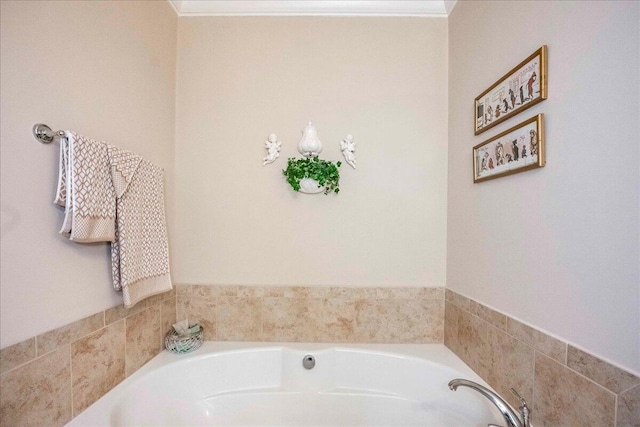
[474,46,547,135]
[473,114,545,183]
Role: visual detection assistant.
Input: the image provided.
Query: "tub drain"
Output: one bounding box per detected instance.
[303,354,315,370]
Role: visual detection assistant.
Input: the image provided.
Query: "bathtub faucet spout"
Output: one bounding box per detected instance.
[448,379,530,427]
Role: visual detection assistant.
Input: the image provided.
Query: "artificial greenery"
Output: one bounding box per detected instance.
[282,156,342,195]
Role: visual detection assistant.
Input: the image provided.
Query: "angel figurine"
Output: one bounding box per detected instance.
[340,134,357,169]
[263,133,282,166]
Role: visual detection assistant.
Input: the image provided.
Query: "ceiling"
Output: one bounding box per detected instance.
[168,1,458,17]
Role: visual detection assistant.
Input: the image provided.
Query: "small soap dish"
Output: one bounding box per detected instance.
[164,324,203,354]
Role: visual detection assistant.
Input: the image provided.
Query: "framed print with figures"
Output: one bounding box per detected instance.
[474,46,547,135]
[473,114,545,183]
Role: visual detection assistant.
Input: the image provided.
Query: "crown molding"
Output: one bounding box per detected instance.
[168,1,457,17]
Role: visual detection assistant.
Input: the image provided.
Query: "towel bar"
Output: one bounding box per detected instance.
[33,123,65,144]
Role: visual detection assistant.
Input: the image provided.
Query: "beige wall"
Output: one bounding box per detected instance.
[173,17,448,288]
[6,0,636,382]
[0,1,177,348]
[447,1,640,374]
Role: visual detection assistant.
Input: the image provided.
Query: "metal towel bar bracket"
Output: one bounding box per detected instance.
[33,123,65,144]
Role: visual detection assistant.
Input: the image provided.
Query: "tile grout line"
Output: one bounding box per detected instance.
[69,343,74,419]
[158,301,163,354]
[124,315,128,378]
[214,295,219,340]
[618,382,640,395]
[535,350,618,398]
[0,358,34,376]
[528,332,635,396]
[452,297,567,365]
[532,350,538,424]
[1,339,67,377]
[259,294,264,341]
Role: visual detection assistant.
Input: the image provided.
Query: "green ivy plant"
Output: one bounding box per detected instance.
[282,156,342,195]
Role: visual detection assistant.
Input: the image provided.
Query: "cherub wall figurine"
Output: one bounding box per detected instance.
[263,133,282,166]
[340,134,357,169]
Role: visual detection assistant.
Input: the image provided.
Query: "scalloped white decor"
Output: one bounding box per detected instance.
[297,122,323,158]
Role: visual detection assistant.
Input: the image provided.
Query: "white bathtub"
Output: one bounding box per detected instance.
[68,343,504,426]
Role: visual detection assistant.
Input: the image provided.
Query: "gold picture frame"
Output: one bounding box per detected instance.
[474,46,547,135]
[473,114,545,183]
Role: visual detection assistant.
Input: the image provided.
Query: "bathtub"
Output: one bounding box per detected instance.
[68,342,504,426]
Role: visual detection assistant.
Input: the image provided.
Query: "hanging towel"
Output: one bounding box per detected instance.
[108,145,172,308]
[55,131,116,242]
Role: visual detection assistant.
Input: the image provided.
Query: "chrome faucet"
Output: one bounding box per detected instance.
[448,379,530,427]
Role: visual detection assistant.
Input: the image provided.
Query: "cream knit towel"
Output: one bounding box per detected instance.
[55,132,116,242]
[108,145,172,308]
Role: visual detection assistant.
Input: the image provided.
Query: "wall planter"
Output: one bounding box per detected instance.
[263,122,354,195]
[283,156,341,194]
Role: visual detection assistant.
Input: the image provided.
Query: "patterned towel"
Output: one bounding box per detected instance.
[108,145,172,308]
[55,134,172,308]
[55,132,116,242]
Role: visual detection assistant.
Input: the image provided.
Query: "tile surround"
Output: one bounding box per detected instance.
[217,296,263,341]
[617,385,640,426]
[161,296,178,339]
[456,307,491,378]
[470,299,507,330]
[177,288,217,340]
[567,345,640,394]
[0,345,71,427]
[262,297,313,342]
[0,284,443,426]
[2,284,638,426]
[177,284,445,343]
[486,325,535,409]
[534,351,616,426]
[507,316,566,364]
[37,312,104,356]
[317,297,356,342]
[0,338,35,374]
[444,289,640,426]
[72,320,126,415]
[125,306,162,376]
[0,289,176,427]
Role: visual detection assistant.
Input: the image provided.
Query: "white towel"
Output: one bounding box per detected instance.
[55,132,116,242]
[108,145,172,308]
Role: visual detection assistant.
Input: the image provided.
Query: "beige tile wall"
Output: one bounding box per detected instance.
[444,289,640,426]
[176,285,445,343]
[0,285,443,426]
[8,285,635,426]
[0,290,176,427]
